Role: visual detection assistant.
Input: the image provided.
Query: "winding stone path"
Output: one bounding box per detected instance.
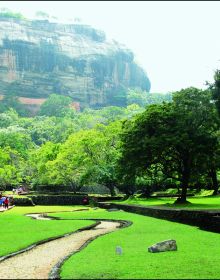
[0,213,121,279]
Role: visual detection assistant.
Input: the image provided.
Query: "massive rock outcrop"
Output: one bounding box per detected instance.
[0,15,150,108]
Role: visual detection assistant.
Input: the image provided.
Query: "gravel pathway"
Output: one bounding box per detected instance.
[0,213,120,279]
[0,205,15,212]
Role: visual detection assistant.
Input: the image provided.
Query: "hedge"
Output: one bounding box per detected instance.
[12,197,35,206]
[30,195,88,205]
[33,185,71,193]
[11,194,91,206]
[33,184,114,195]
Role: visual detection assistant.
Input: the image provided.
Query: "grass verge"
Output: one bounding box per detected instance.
[0,206,93,257]
[50,208,220,279]
[113,195,220,210]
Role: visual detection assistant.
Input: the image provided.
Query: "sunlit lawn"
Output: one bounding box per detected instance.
[0,206,93,257]
[113,195,220,210]
[50,209,220,279]
[1,205,220,279]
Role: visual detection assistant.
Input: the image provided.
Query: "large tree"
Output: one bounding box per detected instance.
[119,87,219,202]
[29,141,61,187]
[49,123,122,195]
[212,69,220,116]
[79,122,122,196]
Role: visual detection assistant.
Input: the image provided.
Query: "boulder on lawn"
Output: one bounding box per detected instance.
[148,239,177,253]
[115,246,123,255]
[107,208,119,212]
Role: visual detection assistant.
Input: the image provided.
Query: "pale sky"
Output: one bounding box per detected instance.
[0,1,220,93]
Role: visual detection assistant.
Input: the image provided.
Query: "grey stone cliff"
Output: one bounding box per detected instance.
[0,16,151,108]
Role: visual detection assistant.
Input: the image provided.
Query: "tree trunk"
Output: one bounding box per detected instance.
[124,188,134,197]
[210,168,218,195]
[180,183,188,202]
[109,184,116,197]
[179,161,190,203]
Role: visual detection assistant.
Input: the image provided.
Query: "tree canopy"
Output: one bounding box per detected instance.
[118,87,219,201]
[0,82,220,199]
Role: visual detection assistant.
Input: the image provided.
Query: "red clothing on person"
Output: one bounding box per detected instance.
[4,198,9,208]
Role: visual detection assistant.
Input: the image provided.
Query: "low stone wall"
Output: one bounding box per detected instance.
[98,202,220,233]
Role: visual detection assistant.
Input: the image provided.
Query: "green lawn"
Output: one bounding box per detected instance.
[0,206,93,257]
[50,208,220,279]
[113,195,220,210]
[1,205,220,279]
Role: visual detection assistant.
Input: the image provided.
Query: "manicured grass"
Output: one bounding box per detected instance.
[0,206,93,257]
[115,197,174,206]
[114,195,220,210]
[2,191,28,198]
[50,209,220,279]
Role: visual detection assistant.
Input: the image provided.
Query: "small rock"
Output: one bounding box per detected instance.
[116,246,123,255]
[107,208,119,212]
[148,239,177,253]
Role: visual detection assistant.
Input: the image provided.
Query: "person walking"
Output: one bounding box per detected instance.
[4,197,9,209]
[82,196,89,205]
[1,196,6,209]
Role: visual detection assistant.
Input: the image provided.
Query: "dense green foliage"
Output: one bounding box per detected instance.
[0,79,220,199]
[0,89,172,193]
[0,93,28,116]
[118,87,220,201]
[127,90,172,107]
[38,94,73,117]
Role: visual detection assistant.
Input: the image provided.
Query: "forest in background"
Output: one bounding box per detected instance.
[1,76,220,203]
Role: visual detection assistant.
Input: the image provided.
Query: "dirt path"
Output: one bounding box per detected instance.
[0,205,15,212]
[0,213,121,279]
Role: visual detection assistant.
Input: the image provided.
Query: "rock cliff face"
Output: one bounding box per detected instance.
[0,16,150,108]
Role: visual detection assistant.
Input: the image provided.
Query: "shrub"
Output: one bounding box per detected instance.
[30,195,86,205]
[33,185,71,193]
[12,197,34,206]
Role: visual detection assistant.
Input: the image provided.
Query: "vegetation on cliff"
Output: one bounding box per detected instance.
[0,9,26,20]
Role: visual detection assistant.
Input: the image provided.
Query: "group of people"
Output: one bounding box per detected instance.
[0,194,12,209]
[12,186,28,195]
